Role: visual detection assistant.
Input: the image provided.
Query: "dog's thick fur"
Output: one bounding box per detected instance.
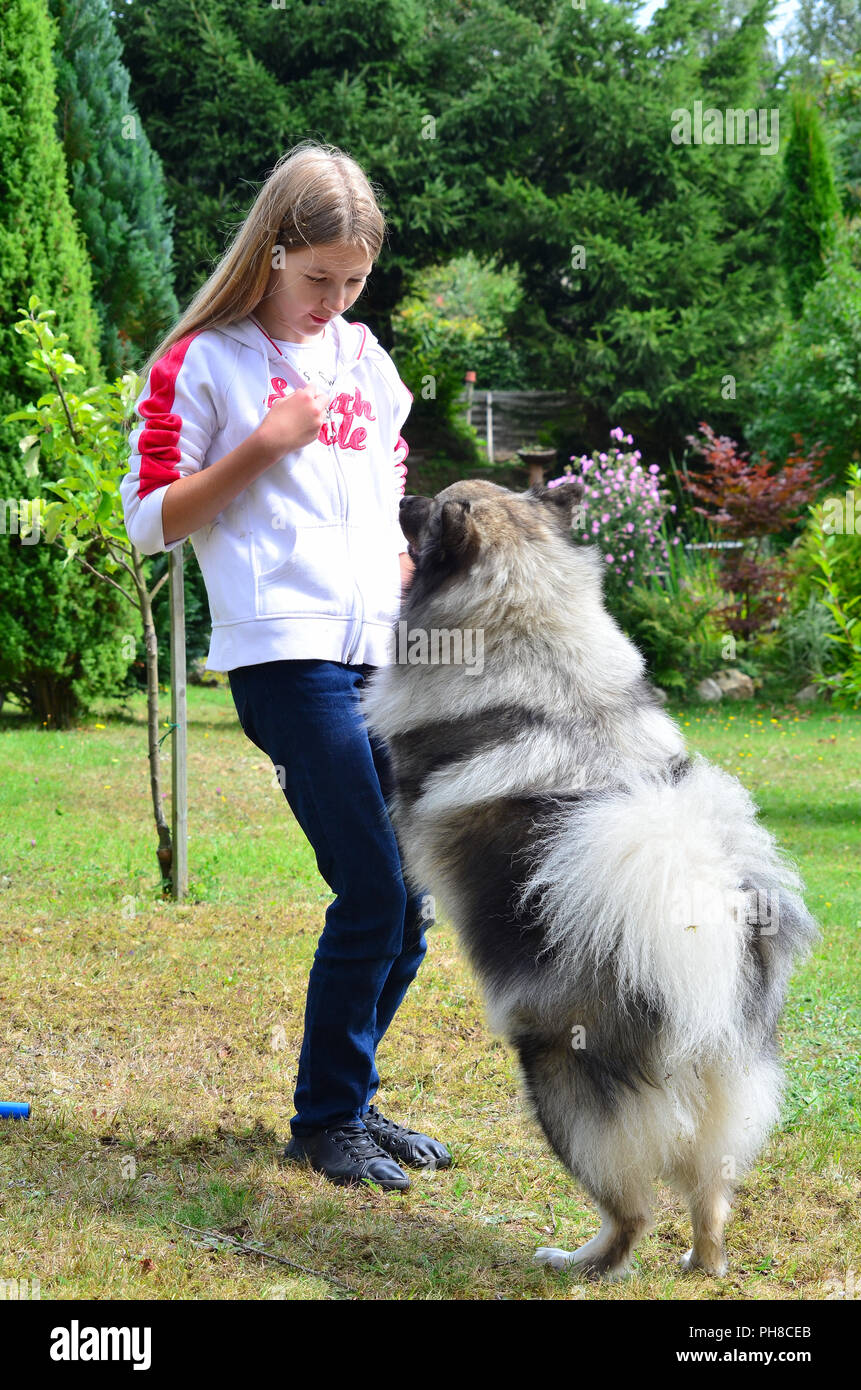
[360,479,819,1279]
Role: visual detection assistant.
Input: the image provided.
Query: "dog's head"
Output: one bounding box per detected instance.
[399,477,590,610]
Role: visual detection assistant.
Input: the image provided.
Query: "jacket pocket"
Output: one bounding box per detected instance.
[255,524,350,618]
[347,527,402,627]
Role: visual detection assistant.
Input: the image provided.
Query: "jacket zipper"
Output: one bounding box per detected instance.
[254,318,365,663]
[332,427,364,665]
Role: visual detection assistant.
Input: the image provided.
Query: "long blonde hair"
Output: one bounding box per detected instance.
[142,140,388,378]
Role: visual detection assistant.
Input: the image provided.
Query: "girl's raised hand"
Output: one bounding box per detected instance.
[255,385,329,460]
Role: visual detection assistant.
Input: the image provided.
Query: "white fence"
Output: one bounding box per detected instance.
[461,388,580,462]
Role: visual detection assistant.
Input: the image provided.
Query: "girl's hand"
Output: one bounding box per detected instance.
[161,385,329,546]
[399,550,415,592]
[255,385,329,460]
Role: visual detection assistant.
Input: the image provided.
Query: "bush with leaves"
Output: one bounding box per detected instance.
[683,423,828,641]
[606,580,723,695]
[759,591,842,690]
[780,462,861,706]
[547,429,681,606]
[391,253,525,423]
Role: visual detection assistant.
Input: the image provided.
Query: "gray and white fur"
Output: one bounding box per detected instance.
[360,478,819,1279]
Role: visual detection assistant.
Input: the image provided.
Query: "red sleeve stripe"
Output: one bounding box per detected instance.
[137,333,201,499]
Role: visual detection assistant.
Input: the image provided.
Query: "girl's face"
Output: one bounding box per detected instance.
[256,241,374,343]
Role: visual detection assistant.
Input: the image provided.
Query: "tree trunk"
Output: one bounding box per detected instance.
[28,674,79,729]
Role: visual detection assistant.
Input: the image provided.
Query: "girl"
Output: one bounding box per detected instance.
[121,140,450,1190]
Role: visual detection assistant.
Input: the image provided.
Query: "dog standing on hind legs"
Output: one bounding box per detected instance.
[360,476,819,1282]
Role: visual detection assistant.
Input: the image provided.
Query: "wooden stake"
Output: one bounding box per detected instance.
[169,545,188,901]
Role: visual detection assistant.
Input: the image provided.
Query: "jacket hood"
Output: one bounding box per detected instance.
[216,313,381,402]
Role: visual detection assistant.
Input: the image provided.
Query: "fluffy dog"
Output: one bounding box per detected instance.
[360,478,818,1279]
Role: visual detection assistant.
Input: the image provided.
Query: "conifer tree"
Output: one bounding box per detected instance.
[778,88,842,318]
[0,0,128,726]
[49,0,179,376]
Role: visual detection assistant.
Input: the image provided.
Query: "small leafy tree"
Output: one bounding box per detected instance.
[6,299,176,889]
[684,424,829,640]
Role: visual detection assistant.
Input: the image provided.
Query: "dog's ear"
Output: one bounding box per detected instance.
[526,479,585,530]
[437,497,478,560]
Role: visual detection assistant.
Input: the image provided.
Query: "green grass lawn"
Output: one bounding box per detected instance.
[0,686,858,1301]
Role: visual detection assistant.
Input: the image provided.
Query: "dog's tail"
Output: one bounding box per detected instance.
[514,754,819,1063]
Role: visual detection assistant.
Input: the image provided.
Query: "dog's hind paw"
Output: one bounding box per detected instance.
[680,1247,728,1277]
[534,1246,576,1272]
[534,1244,632,1281]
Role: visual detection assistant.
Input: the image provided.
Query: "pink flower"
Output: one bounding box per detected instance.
[605,554,614,563]
[649,464,660,474]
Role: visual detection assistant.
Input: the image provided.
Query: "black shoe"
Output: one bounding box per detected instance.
[361,1105,452,1170]
[284,1121,410,1191]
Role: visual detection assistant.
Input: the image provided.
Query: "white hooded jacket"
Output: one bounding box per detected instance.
[120,313,412,672]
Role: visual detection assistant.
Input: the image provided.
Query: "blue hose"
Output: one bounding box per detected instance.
[0,1102,30,1119]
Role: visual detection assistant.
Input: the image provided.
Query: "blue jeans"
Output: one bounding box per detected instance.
[228,658,429,1136]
